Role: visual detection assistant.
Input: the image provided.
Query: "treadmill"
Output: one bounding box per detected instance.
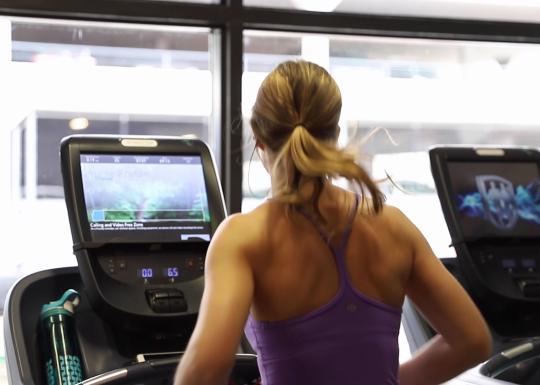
[4,135,259,385]
[403,146,540,384]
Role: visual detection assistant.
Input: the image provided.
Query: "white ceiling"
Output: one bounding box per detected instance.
[245,0,540,23]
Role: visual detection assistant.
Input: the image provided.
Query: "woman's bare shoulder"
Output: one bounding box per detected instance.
[379,204,409,221]
[361,202,417,242]
[226,200,278,224]
[214,201,276,249]
[359,199,407,223]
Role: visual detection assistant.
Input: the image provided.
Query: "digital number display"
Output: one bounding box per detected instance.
[137,267,180,279]
[164,267,180,277]
[138,268,154,278]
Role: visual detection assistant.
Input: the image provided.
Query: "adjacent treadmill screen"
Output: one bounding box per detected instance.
[80,154,212,243]
[447,161,540,238]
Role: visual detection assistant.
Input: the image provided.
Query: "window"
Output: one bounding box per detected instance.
[242,30,540,260]
[1,17,215,278]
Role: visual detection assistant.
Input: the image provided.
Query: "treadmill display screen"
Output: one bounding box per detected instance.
[447,161,540,239]
[80,154,211,243]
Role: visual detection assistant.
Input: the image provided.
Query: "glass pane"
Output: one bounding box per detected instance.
[242,30,540,262]
[0,16,214,294]
[244,0,540,23]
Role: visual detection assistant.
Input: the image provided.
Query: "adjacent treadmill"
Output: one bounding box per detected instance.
[403,145,540,384]
[4,135,259,385]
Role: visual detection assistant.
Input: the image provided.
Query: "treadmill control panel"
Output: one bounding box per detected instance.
[477,251,538,274]
[98,253,204,285]
[474,248,540,298]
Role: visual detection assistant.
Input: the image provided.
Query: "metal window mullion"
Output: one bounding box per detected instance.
[220,6,243,214]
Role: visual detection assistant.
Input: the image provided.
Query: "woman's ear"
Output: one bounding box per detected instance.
[255,138,265,151]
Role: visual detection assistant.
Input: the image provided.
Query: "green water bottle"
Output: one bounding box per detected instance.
[41,289,84,385]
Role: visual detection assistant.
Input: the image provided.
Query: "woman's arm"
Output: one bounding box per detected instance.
[393,208,493,385]
[174,214,255,385]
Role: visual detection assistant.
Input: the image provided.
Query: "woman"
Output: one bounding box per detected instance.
[174,60,492,385]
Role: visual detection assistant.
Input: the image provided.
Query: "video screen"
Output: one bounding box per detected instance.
[80,154,212,243]
[447,161,540,239]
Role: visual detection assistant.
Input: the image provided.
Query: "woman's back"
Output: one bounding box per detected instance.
[247,186,412,322]
[244,186,412,385]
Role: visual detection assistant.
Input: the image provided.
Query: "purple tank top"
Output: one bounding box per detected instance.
[245,196,402,385]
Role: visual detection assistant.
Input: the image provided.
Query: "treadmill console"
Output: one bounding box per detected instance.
[61,135,226,330]
[430,146,540,336]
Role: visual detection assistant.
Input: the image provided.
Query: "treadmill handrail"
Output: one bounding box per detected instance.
[78,369,128,385]
[76,354,258,385]
[77,358,180,385]
[480,339,540,378]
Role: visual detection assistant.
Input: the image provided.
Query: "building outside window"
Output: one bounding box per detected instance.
[242,29,540,261]
[0,16,215,293]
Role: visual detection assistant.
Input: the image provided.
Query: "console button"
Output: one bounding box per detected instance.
[146,290,170,313]
[146,289,188,313]
[153,298,170,313]
[522,258,536,273]
[502,259,516,273]
[169,297,188,312]
[168,289,188,312]
[517,280,540,298]
[198,257,205,272]
[106,258,116,274]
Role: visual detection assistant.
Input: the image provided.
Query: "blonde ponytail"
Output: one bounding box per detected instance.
[270,124,384,215]
[250,60,385,216]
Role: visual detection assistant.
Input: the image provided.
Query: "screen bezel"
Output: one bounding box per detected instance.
[61,135,226,247]
[430,146,540,244]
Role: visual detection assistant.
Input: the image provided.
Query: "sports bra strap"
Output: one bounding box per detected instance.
[337,194,360,254]
[299,194,359,258]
